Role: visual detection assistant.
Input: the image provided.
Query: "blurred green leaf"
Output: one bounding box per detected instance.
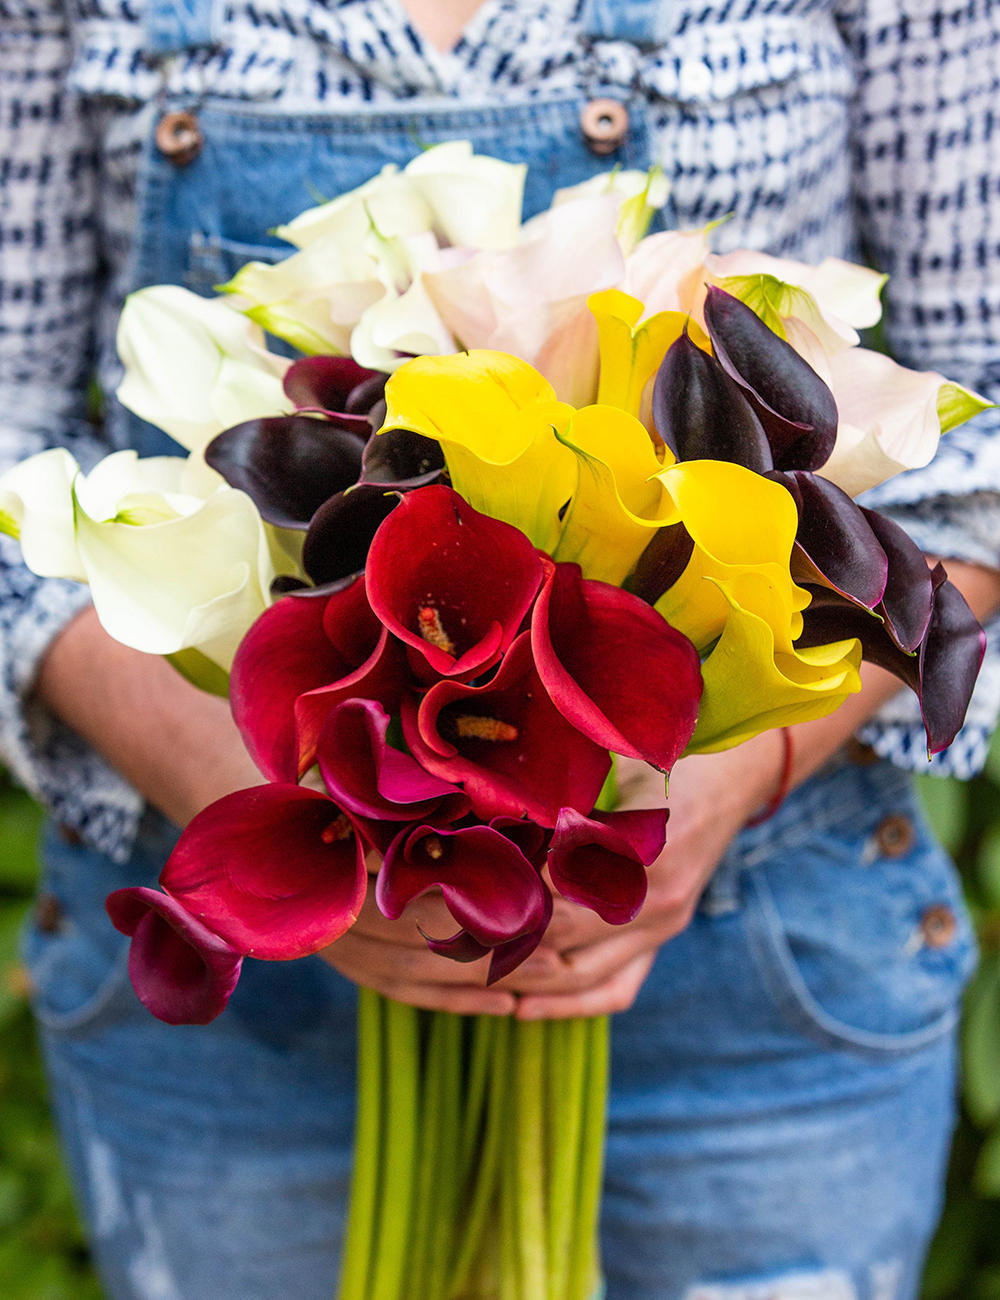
[974,1267,1000,1300]
[976,1125,1000,1198]
[964,957,1000,1128]
[978,828,1000,910]
[915,775,970,857]
[0,900,31,1028]
[922,1197,979,1298]
[0,787,43,895]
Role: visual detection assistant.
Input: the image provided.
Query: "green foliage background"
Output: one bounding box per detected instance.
[0,758,996,1298]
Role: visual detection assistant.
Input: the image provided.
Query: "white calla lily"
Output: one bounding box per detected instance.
[551,167,669,254]
[404,141,526,250]
[0,447,85,579]
[116,286,293,453]
[818,348,991,497]
[273,165,434,249]
[350,230,457,372]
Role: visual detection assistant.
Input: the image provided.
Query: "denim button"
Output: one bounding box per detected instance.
[580,99,629,155]
[874,813,916,859]
[155,111,204,166]
[846,738,880,767]
[920,904,958,949]
[35,892,65,934]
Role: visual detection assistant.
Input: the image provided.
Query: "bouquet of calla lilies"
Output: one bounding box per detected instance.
[0,143,992,1300]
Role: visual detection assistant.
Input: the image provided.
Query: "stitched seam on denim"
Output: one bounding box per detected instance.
[30,940,132,1033]
[746,870,961,1055]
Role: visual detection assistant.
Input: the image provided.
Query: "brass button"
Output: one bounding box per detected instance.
[920,904,957,950]
[155,111,204,166]
[580,99,629,156]
[35,892,64,935]
[846,738,879,767]
[874,813,915,859]
[57,822,83,846]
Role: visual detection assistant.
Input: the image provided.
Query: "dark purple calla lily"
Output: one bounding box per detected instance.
[547,806,668,925]
[106,887,244,1026]
[531,559,702,773]
[652,330,773,472]
[205,416,366,529]
[316,697,470,824]
[859,506,934,653]
[704,287,839,471]
[404,631,610,826]
[231,577,404,782]
[160,785,368,961]
[283,356,386,433]
[797,565,985,754]
[376,822,547,948]
[773,470,890,612]
[366,485,543,683]
[359,426,446,489]
[302,484,401,586]
[627,522,696,606]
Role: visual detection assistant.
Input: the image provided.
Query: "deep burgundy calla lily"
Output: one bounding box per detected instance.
[652,331,773,472]
[704,287,839,471]
[316,698,470,823]
[160,786,368,960]
[860,506,934,653]
[106,887,244,1025]
[283,356,386,433]
[376,822,548,947]
[531,559,702,773]
[627,522,695,607]
[231,577,405,781]
[404,631,610,826]
[424,875,555,985]
[302,484,401,586]
[204,416,365,529]
[547,807,668,925]
[797,565,985,754]
[360,426,446,489]
[366,485,543,682]
[774,470,889,612]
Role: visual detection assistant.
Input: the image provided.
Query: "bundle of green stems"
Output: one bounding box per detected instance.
[338,989,608,1300]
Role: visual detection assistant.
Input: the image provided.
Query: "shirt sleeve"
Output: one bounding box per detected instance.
[0,0,142,857]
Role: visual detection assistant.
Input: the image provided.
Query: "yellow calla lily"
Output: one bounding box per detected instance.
[589,288,709,420]
[552,404,679,584]
[380,350,578,551]
[652,461,808,653]
[685,579,863,753]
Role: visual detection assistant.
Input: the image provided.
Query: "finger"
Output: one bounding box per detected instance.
[350,884,461,947]
[515,952,657,1020]
[321,929,497,987]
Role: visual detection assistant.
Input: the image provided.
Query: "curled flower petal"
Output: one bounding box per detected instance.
[532,559,701,772]
[359,427,446,489]
[588,288,692,420]
[704,287,839,471]
[317,698,469,823]
[302,484,400,586]
[283,356,385,430]
[652,331,773,472]
[377,822,547,946]
[547,807,667,925]
[628,522,695,607]
[860,507,933,652]
[106,887,244,1025]
[366,485,542,681]
[404,631,610,826]
[161,786,367,960]
[204,416,365,529]
[230,577,398,781]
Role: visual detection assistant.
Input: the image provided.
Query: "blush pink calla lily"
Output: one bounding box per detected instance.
[547,807,668,925]
[160,786,367,960]
[316,697,470,823]
[376,822,547,948]
[106,886,244,1025]
[365,485,543,682]
[403,631,610,827]
[531,559,702,773]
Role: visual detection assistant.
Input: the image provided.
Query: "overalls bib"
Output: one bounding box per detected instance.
[28,6,978,1298]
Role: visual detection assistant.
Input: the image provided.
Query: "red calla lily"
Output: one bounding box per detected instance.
[403,632,610,826]
[106,887,244,1025]
[366,485,543,682]
[160,786,367,960]
[316,698,470,823]
[377,822,547,947]
[547,806,668,924]
[532,559,702,773]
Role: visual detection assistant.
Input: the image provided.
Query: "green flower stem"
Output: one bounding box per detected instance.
[449,1016,511,1297]
[410,1012,446,1299]
[369,998,420,1300]
[337,987,384,1300]
[568,1017,609,1300]
[545,1018,588,1300]
[515,1019,549,1300]
[427,1013,464,1300]
[459,1016,496,1186]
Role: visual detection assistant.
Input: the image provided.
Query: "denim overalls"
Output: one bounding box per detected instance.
[25,4,978,1298]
